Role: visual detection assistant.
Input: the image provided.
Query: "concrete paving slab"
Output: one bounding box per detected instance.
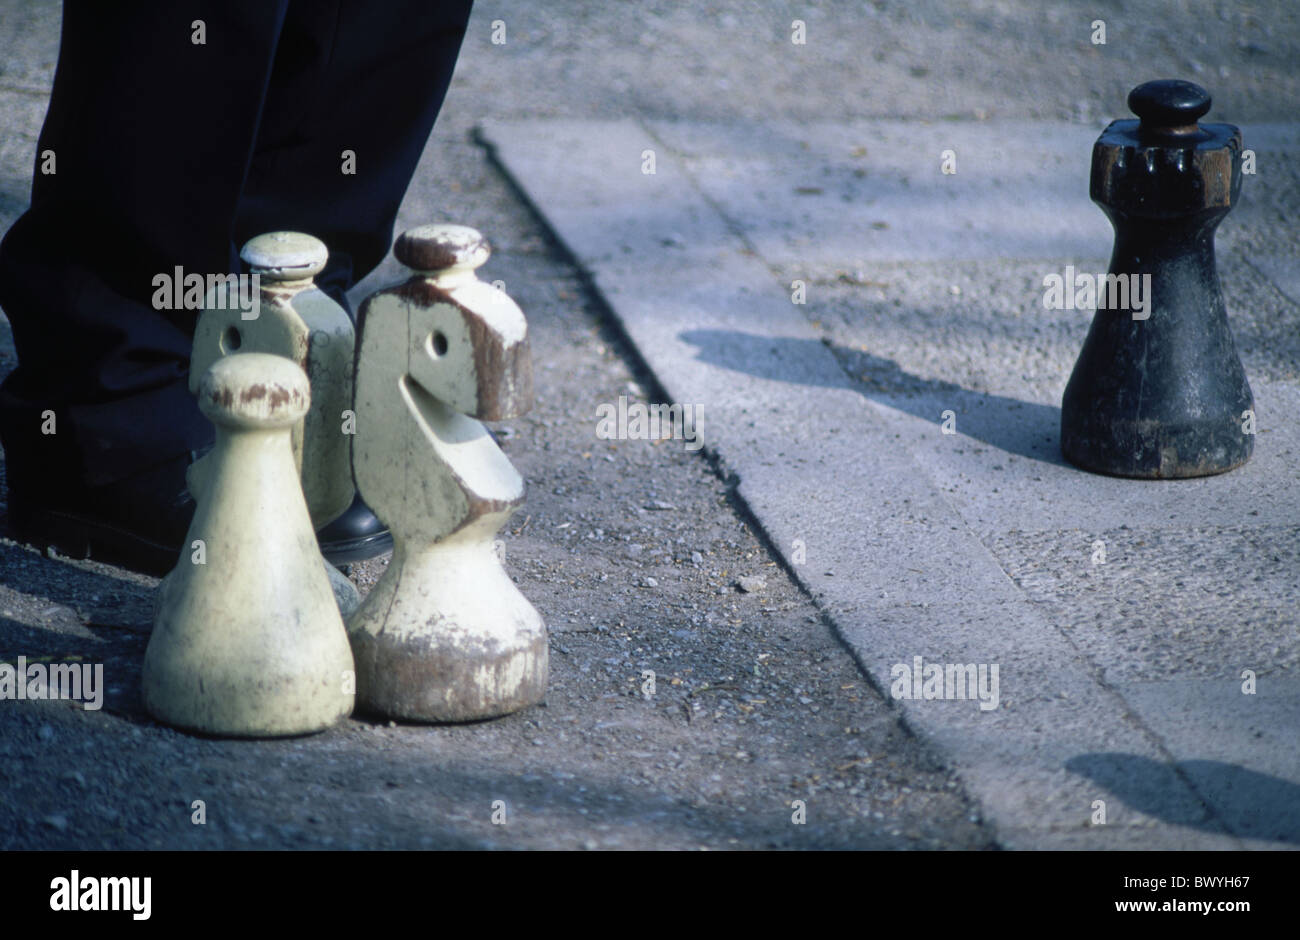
[1230,123,1300,310]
[478,121,1022,612]
[863,378,1300,537]
[480,116,1300,849]
[837,599,1234,847]
[990,524,1300,683]
[578,272,1025,613]
[644,118,1112,264]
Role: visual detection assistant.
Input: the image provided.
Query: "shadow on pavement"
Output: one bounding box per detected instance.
[1067,752,1300,845]
[679,328,1067,466]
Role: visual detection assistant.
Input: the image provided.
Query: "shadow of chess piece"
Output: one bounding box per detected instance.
[143,353,355,736]
[1061,79,1254,478]
[347,224,546,722]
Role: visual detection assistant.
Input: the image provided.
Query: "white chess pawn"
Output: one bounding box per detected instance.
[348,224,546,721]
[190,231,359,615]
[144,353,355,737]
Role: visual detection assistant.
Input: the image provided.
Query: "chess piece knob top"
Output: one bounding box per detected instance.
[395,224,490,274]
[198,352,311,429]
[1093,79,1241,216]
[1128,79,1212,141]
[240,231,328,281]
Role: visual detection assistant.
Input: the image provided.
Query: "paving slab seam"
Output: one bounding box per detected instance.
[822,594,1248,849]
[1243,255,1300,310]
[631,117,1076,619]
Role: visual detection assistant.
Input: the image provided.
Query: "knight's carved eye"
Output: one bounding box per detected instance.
[426,330,448,357]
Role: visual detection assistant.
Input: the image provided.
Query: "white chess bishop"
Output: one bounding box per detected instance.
[348,223,547,721]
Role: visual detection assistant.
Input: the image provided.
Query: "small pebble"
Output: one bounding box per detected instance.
[737,575,767,593]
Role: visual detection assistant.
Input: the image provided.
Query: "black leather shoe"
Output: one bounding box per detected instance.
[6,457,392,576]
[5,452,197,576]
[315,493,393,565]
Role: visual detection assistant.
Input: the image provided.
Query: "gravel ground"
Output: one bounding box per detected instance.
[0,206,992,851]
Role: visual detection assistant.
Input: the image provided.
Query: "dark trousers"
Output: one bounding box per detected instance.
[0,0,472,493]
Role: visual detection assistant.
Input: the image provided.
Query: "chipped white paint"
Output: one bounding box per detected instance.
[144,354,355,737]
[239,230,331,281]
[346,225,546,722]
[433,276,527,347]
[400,223,490,269]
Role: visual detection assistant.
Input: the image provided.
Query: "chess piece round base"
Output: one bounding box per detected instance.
[1060,223,1254,479]
[1061,407,1254,479]
[348,542,548,722]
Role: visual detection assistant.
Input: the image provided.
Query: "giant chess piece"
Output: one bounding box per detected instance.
[143,353,355,736]
[348,224,546,721]
[192,231,355,524]
[1061,79,1254,478]
[191,231,360,615]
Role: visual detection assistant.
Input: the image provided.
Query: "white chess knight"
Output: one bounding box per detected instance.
[189,231,359,616]
[143,353,355,737]
[348,223,546,721]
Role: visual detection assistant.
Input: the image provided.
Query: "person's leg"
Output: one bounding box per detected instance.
[0,0,473,572]
[235,0,474,307]
[0,1,291,484]
[0,1,291,568]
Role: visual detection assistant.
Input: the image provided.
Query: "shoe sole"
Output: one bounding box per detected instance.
[7,504,393,574]
[319,529,394,566]
[7,504,181,576]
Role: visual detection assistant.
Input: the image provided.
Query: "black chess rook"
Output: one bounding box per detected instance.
[1061,79,1254,478]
